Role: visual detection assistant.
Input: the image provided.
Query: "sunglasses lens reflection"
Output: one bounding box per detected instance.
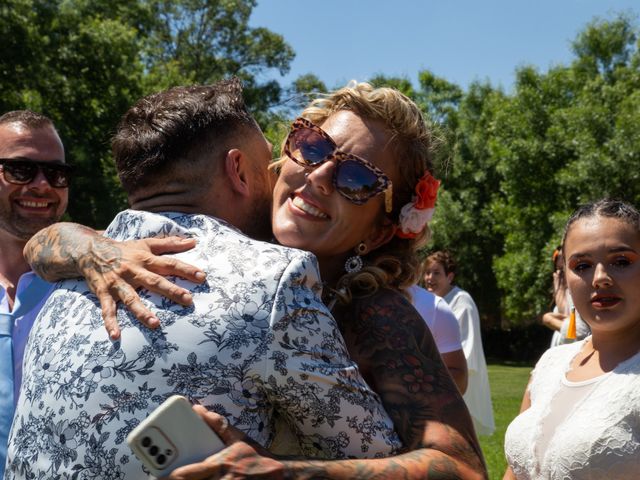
[286,120,390,206]
[4,163,38,183]
[336,159,382,201]
[291,128,334,166]
[43,168,69,187]
[2,161,70,187]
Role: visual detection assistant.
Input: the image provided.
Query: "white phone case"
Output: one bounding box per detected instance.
[126,395,226,476]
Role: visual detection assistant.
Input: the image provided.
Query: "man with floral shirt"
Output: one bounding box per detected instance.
[5,79,400,478]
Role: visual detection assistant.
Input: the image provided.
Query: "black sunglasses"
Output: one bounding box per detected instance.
[0,158,73,188]
[284,117,393,212]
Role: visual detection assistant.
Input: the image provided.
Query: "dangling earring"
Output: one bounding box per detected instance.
[567,307,577,340]
[345,242,368,274]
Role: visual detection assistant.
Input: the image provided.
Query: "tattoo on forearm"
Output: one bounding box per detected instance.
[25,223,122,281]
[282,448,464,479]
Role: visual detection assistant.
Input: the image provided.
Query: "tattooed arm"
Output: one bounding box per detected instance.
[165,289,487,480]
[24,222,205,338]
[333,288,487,478]
[167,408,481,480]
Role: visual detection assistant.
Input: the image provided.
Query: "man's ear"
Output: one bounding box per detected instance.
[365,217,396,252]
[224,148,250,197]
[446,271,455,285]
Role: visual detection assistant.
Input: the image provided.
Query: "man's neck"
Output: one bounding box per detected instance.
[0,233,30,301]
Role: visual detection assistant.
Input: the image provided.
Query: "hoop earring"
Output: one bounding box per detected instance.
[345,242,367,274]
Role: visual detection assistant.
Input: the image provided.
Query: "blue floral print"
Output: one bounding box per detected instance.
[7,210,400,478]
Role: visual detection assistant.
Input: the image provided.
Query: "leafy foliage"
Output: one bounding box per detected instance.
[0,0,294,227]
[371,14,640,326]
[426,14,640,325]
[1,5,637,327]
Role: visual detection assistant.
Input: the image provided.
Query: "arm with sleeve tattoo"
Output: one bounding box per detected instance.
[166,289,487,480]
[331,288,487,478]
[24,222,205,337]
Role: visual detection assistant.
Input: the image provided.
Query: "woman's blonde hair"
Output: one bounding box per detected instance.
[292,82,438,304]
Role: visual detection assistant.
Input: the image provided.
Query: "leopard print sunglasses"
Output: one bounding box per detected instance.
[284,117,393,213]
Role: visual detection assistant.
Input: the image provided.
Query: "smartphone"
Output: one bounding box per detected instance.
[126,395,226,476]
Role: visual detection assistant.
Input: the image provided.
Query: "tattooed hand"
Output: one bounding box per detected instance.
[165,401,487,480]
[24,222,206,339]
[162,405,289,480]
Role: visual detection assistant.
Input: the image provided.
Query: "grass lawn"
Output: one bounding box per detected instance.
[478,362,533,479]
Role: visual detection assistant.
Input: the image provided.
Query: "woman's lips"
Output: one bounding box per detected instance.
[590,295,621,308]
[290,194,329,219]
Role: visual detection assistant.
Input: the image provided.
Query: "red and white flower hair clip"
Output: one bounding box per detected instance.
[396,171,440,239]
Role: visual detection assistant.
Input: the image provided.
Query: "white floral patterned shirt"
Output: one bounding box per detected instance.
[6,210,400,479]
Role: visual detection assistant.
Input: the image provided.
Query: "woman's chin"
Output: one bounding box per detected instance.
[273,227,311,251]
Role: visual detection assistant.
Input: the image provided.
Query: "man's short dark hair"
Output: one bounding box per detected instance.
[112,78,257,194]
[0,110,55,129]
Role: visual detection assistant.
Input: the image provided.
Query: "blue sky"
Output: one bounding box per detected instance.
[250,0,639,92]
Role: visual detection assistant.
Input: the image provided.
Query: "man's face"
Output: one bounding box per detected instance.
[0,123,68,242]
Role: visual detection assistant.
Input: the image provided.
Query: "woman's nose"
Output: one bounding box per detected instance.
[592,263,613,288]
[305,160,336,196]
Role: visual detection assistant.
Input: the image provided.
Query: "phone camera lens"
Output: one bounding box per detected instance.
[149,445,159,456]
[141,436,151,447]
[157,454,166,465]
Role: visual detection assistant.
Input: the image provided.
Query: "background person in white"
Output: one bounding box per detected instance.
[6,80,400,479]
[408,284,468,393]
[424,250,496,436]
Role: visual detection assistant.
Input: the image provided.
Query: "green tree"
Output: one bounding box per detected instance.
[0,0,147,227]
[425,78,507,325]
[282,73,328,113]
[400,14,640,326]
[489,14,640,324]
[143,0,294,115]
[0,0,295,227]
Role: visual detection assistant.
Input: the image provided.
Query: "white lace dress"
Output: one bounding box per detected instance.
[505,339,640,479]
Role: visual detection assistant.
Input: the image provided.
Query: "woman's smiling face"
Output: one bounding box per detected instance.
[271,110,398,274]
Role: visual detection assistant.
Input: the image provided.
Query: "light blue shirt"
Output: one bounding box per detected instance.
[0,271,53,401]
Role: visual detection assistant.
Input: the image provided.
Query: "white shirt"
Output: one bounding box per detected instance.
[408,285,462,354]
[535,373,608,467]
[444,286,495,436]
[505,340,640,479]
